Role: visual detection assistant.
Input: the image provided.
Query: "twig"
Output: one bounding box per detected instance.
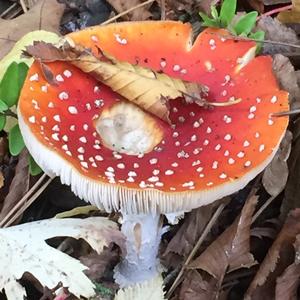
[257,4,292,19]
[0,3,17,18]
[19,0,28,13]
[271,109,300,117]
[214,32,300,50]
[160,0,166,20]
[4,177,52,227]
[166,202,226,298]
[0,109,18,119]
[166,175,262,298]
[0,174,52,227]
[101,0,155,25]
[252,195,276,224]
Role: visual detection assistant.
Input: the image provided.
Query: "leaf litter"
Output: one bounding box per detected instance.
[2,0,300,299]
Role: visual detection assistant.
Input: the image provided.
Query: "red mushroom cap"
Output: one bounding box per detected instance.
[18,21,289,213]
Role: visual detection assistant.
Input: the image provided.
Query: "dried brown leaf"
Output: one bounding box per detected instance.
[282,131,300,217]
[188,196,258,279]
[262,130,292,197]
[245,209,300,299]
[272,54,300,110]
[0,0,65,60]
[179,270,218,300]
[278,0,300,24]
[195,0,219,15]
[80,248,119,281]
[0,171,4,190]
[25,41,211,123]
[251,227,278,240]
[275,262,300,300]
[0,149,29,222]
[106,0,153,21]
[163,205,214,258]
[258,16,300,55]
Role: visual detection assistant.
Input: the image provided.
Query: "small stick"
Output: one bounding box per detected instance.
[166,202,226,298]
[3,177,53,227]
[252,195,276,223]
[271,109,300,117]
[101,0,155,26]
[0,174,51,227]
[19,0,28,12]
[257,4,292,19]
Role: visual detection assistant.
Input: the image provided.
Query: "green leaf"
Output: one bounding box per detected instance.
[0,100,8,112]
[249,30,265,41]
[249,30,265,53]
[199,12,220,27]
[8,124,25,156]
[0,62,29,107]
[220,0,237,27]
[29,155,43,176]
[234,11,258,35]
[18,63,29,90]
[0,62,19,107]
[0,115,6,131]
[211,5,219,20]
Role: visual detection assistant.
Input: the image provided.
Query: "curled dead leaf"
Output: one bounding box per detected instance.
[272,54,300,110]
[24,41,239,123]
[163,204,214,258]
[0,149,29,223]
[258,16,300,55]
[179,270,218,300]
[0,0,64,60]
[245,209,300,299]
[188,195,258,279]
[106,0,153,21]
[262,130,292,197]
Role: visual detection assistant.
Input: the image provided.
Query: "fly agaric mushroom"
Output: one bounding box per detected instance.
[18,21,289,287]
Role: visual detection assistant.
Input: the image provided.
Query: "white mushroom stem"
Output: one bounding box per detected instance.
[114,213,163,287]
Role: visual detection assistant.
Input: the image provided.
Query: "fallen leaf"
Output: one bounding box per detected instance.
[0,216,118,300]
[163,205,214,258]
[247,0,264,13]
[195,0,219,15]
[277,0,300,23]
[262,130,292,197]
[80,247,119,281]
[272,54,300,110]
[0,149,29,223]
[251,226,278,240]
[179,270,218,300]
[0,171,4,189]
[257,16,300,55]
[25,41,211,122]
[0,0,65,60]
[0,30,60,81]
[245,209,300,299]
[282,122,300,217]
[106,0,153,21]
[275,261,300,300]
[188,195,258,279]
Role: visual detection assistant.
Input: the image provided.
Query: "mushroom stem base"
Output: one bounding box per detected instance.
[114,213,162,287]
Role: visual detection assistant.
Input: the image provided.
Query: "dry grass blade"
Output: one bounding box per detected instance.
[0,174,52,228]
[166,202,226,298]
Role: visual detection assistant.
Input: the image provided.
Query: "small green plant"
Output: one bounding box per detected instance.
[199,0,265,47]
[0,62,42,175]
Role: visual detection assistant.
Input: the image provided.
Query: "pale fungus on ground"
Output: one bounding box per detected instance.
[18,21,289,289]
